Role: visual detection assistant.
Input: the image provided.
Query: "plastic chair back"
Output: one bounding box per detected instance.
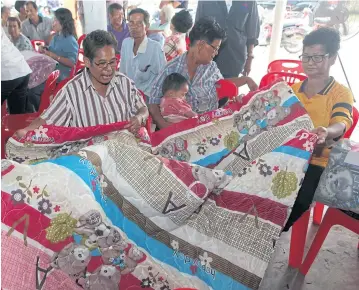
[70,49,85,77]
[31,40,46,52]
[77,34,86,49]
[344,106,359,139]
[267,59,305,75]
[215,79,238,100]
[38,70,60,114]
[260,72,307,88]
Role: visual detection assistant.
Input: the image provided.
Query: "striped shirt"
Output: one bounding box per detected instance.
[41,69,147,127]
[292,77,354,167]
[149,53,223,114]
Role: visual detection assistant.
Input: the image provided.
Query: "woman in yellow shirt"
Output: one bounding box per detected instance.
[283,28,354,231]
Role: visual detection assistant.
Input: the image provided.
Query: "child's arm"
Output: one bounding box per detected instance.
[226,76,258,91]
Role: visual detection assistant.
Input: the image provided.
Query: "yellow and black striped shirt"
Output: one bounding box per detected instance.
[292,77,354,167]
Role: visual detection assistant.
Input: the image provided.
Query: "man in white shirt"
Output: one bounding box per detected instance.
[1,27,32,114]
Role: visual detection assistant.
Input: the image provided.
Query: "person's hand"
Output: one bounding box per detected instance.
[38,45,46,53]
[311,126,328,144]
[124,115,142,133]
[246,77,258,91]
[15,129,29,138]
[243,57,253,76]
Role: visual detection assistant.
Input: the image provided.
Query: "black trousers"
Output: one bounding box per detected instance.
[283,164,325,231]
[1,74,31,114]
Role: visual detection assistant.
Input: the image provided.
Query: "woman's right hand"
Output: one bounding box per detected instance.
[15,129,29,138]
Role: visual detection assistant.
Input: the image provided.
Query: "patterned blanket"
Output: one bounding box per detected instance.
[2,81,318,289]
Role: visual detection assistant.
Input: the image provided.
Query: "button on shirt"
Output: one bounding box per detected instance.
[41,69,147,127]
[1,28,32,81]
[49,33,79,81]
[21,16,53,42]
[149,53,223,114]
[120,36,166,97]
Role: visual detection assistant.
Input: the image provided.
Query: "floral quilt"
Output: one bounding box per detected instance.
[151,81,314,176]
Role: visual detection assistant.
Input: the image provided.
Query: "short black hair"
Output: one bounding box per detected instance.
[189,17,226,46]
[303,27,340,56]
[171,9,193,34]
[83,30,118,61]
[26,1,38,10]
[162,73,188,95]
[128,8,150,27]
[15,1,26,13]
[108,3,123,15]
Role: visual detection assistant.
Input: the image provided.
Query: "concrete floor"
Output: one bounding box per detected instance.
[259,216,359,290]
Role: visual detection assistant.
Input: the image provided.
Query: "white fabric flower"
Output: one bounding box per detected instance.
[78,151,87,159]
[171,240,179,250]
[199,252,213,268]
[34,126,48,138]
[303,140,314,152]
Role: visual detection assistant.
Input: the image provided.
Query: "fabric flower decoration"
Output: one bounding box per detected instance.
[209,137,220,146]
[258,164,272,177]
[197,146,206,155]
[272,171,298,199]
[11,189,26,205]
[175,150,190,162]
[174,138,186,151]
[171,240,179,251]
[199,252,213,268]
[238,167,248,177]
[34,126,49,138]
[38,199,53,215]
[99,175,108,188]
[303,140,315,152]
[224,131,240,150]
[159,143,175,158]
[140,277,153,288]
[78,150,87,159]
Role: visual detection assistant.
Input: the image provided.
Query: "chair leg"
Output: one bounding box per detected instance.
[299,209,334,275]
[313,202,324,225]
[288,210,310,268]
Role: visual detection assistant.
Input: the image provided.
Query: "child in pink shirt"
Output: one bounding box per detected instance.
[160,73,197,123]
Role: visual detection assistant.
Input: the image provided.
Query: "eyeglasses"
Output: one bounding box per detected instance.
[205,41,220,53]
[299,54,329,63]
[93,59,118,70]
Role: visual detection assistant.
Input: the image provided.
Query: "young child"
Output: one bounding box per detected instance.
[160,73,197,124]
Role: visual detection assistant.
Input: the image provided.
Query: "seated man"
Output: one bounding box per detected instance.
[107,2,130,53]
[148,17,258,129]
[21,1,53,44]
[283,27,354,231]
[17,30,149,137]
[120,8,166,98]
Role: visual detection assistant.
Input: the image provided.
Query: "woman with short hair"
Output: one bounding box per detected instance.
[7,17,33,51]
[39,8,78,81]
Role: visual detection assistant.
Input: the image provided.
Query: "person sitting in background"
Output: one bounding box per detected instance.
[1,6,10,33]
[16,30,148,137]
[22,1,53,44]
[107,3,130,53]
[149,17,258,129]
[164,9,192,62]
[7,17,33,51]
[148,4,175,47]
[283,28,354,231]
[15,1,28,22]
[120,8,166,98]
[38,8,78,81]
[160,73,197,124]
[1,27,32,114]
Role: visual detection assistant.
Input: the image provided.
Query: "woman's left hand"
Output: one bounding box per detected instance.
[311,126,328,144]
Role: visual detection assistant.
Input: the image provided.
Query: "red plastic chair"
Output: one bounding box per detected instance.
[77,34,86,48]
[185,37,190,51]
[312,106,359,225]
[299,208,359,275]
[1,70,60,158]
[31,40,45,52]
[259,72,307,88]
[215,79,238,101]
[267,59,305,75]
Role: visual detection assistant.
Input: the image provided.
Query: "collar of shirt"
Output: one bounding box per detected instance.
[137,36,148,54]
[299,77,335,95]
[29,15,43,26]
[82,68,119,92]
